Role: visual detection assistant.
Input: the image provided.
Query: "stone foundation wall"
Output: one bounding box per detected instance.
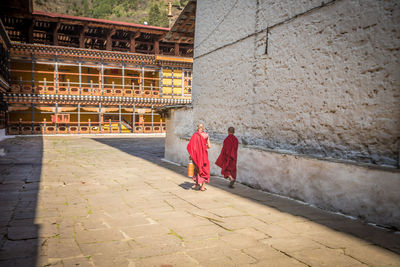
[165,110,400,228]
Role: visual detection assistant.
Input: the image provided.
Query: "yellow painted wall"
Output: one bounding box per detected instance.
[9,109,52,122]
[143,114,162,122]
[104,68,122,89]
[35,64,56,87]
[11,62,33,87]
[9,112,31,122]
[162,68,183,95]
[58,65,79,86]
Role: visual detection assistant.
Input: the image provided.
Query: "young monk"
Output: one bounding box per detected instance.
[216,127,239,188]
[187,123,211,191]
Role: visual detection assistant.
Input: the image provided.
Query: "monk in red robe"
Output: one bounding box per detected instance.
[216,127,239,188]
[187,123,211,191]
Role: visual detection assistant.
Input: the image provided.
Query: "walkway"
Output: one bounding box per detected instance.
[0,136,399,266]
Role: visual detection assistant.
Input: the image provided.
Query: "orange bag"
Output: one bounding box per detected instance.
[188,159,194,177]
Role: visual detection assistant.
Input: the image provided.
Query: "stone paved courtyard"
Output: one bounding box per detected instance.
[0,136,400,267]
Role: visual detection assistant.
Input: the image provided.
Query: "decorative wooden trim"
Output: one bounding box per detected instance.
[4,93,192,106]
[10,42,156,64]
[156,55,193,63]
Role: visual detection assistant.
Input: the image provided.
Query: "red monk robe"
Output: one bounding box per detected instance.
[187,131,210,184]
[215,134,239,180]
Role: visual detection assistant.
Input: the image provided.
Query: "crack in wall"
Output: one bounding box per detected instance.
[195,0,341,60]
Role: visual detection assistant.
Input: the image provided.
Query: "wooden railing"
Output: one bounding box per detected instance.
[9,81,191,99]
[9,67,193,99]
[7,121,166,135]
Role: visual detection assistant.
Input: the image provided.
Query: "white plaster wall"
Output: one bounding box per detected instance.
[194,0,257,57]
[165,0,400,228]
[191,0,400,167]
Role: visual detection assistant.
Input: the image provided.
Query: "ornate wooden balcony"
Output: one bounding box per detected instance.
[8,120,166,135]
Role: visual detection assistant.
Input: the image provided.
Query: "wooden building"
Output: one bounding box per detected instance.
[0,0,193,135]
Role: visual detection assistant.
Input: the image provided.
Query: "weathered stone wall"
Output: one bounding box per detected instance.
[191,0,400,167]
[164,0,400,227]
[165,113,400,228]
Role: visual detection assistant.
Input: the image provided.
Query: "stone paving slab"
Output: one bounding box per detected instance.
[0,136,399,266]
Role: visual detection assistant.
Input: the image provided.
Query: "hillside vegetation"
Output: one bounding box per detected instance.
[33,0,189,27]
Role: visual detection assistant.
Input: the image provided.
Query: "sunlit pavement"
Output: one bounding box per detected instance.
[0,136,399,266]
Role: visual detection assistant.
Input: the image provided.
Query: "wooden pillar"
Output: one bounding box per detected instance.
[154,40,160,55]
[174,43,180,56]
[53,22,60,46]
[27,19,34,43]
[159,67,163,97]
[54,56,58,93]
[130,31,140,53]
[171,68,174,98]
[31,103,34,134]
[100,58,105,95]
[118,104,122,133]
[132,104,135,133]
[78,103,80,134]
[122,61,125,96]
[141,65,145,97]
[55,102,58,134]
[99,63,102,95]
[98,103,102,131]
[130,35,136,53]
[31,55,35,93]
[106,28,116,51]
[78,60,82,95]
[181,68,184,97]
[79,24,88,48]
[151,105,154,132]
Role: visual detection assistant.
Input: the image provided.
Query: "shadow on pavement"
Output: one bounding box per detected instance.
[93,137,400,255]
[178,181,195,190]
[0,136,43,266]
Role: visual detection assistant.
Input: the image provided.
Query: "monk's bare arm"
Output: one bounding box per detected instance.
[207,138,211,149]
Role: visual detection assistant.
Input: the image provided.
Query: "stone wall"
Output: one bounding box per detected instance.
[165,0,400,227]
[165,109,400,227]
[192,0,400,167]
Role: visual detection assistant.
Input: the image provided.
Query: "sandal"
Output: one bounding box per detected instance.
[200,187,207,191]
[229,180,235,188]
[191,184,200,190]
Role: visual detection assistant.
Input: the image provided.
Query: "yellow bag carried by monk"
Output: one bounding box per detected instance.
[188,159,194,177]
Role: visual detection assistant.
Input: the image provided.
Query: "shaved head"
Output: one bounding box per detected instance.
[197,123,204,131]
[228,127,235,134]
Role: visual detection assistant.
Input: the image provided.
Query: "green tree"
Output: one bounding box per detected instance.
[123,0,139,10]
[82,0,90,17]
[92,0,119,18]
[148,3,168,27]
